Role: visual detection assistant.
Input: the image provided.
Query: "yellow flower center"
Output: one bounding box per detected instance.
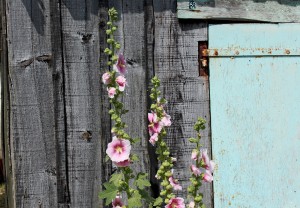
[116,146,123,153]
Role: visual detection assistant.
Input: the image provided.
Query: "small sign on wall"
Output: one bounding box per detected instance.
[177,0,300,23]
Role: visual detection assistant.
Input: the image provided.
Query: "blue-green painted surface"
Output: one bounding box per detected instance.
[210,24,300,208]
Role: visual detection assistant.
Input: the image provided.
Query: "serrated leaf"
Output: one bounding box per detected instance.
[109,172,123,186]
[189,138,198,143]
[131,154,140,162]
[134,173,151,189]
[138,189,154,203]
[99,182,118,206]
[128,191,142,208]
[153,197,163,207]
[132,137,141,143]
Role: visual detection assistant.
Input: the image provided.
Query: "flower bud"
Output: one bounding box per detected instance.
[166,184,172,190]
[165,171,172,177]
[160,190,167,196]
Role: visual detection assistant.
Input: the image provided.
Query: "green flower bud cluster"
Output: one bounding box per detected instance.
[104,8,121,66]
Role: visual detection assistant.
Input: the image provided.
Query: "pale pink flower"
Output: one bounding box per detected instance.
[112,195,123,208]
[148,112,158,123]
[106,137,131,162]
[113,54,126,74]
[201,149,215,173]
[191,149,198,161]
[161,113,171,127]
[116,76,126,92]
[202,170,213,183]
[149,133,158,145]
[107,87,116,98]
[188,201,195,208]
[190,165,201,176]
[114,159,130,167]
[168,176,182,191]
[102,72,111,84]
[165,197,185,208]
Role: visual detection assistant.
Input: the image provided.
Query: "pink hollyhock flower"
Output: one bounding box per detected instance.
[106,137,131,163]
[191,149,198,161]
[107,87,116,98]
[188,201,195,208]
[116,76,126,92]
[102,72,111,84]
[202,170,213,183]
[201,149,215,173]
[148,112,158,123]
[165,197,185,208]
[114,159,130,167]
[168,176,182,191]
[149,133,158,145]
[112,195,123,208]
[161,113,171,127]
[190,165,201,176]
[113,54,126,74]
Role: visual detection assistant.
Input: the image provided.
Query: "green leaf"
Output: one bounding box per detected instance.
[131,154,140,162]
[132,137,141,143]
[138,189,154,204]
[153,197,163,207]
[109,172,123,186]
[128,191,142,208]
[134,173,151,189]
[189,138,198,143]
[99,182,118,206]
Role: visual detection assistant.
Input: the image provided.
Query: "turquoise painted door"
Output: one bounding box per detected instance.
[210,24,300,208]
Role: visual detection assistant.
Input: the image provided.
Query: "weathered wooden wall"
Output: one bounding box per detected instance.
[2,0,212,207]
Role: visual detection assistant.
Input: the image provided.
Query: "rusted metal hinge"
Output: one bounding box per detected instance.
[199,41,209,77]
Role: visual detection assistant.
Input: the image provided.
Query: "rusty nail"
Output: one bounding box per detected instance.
[213,50,218,56]
[81,131,92,141]
[201,59,207,67]
[285,49,290,55]
[235,50,239,55]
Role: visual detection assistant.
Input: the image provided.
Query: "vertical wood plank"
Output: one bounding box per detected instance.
[153,1,213,206]
[60,0,102,207]
[5,0,59,207]
[109,0,151,179]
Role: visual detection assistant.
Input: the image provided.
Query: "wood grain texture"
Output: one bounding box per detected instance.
[6,0,58,207]
[153,0,213,206]
[60,0,102,207]
[178,0,300,22]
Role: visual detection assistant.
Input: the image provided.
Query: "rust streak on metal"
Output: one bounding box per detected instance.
[213,49,218,56]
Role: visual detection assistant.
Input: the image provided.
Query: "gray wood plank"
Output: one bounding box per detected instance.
[60,0,102,207]
[6,0,59,207]
[109,0,151,178]
[178,0,300,22]
[153,0,213,206]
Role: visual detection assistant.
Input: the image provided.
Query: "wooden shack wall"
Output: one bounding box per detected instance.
[2,0,212,207]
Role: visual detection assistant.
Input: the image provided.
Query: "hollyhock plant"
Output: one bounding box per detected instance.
[106,137,131,163]
[188,201,195,208]
[165,197,185,208]
[149,133,158,145]
[114,159,130,167]
[116,76,126,91]
[169,175,182,191]
[102,72,111,84]
[148,112,163,135]
[191,149,198,161]
[161,113,172,127]
[113,54,127,74]
[107,87,116,98]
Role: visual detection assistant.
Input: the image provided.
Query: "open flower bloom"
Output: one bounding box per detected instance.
[102,72,111,84]
[148,112,162,135]
[169,176,182,191]
[201,148,215,173]
[188,201,195,208]
[112,195,123,208]
[165,197,185,208]
[149,133,158,146]
[114,159,130,167]
[113,54,126,74]
[161,113,171,127]
[190,164,201,176]
[106,137,131,163]
[116,76,126,91]
[107,87,116,98]
[202,170,213,183]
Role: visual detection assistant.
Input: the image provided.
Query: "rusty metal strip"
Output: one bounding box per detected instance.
[203,48,300,57]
